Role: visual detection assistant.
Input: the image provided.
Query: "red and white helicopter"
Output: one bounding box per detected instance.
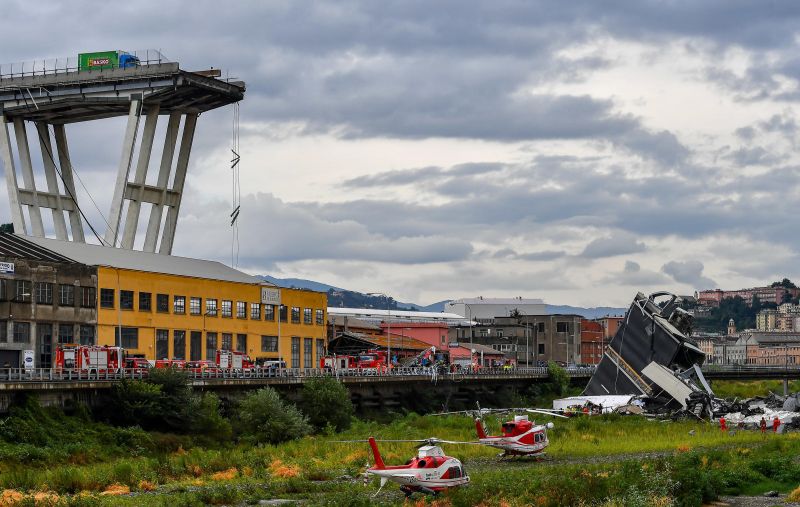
[338,437,473,497]
[475,411,564,457]
[435,403,567,457]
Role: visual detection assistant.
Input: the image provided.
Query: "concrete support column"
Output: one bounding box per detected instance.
[35,123,69,240]
[143,112,181,253]
[159,113,197,255]
[121,105,160,249]
[13,118,45,237]
[104,97,142,247]
[0,115,27,234]
[784,378,789,396]
[53,125,85,242]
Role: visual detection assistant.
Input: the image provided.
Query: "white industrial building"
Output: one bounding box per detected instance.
[446,297,546,322]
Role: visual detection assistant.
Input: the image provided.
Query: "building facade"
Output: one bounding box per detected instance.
[697,286,800,307]
[0,234,98,368]
[447,314,582,365]
[20,235,327,367]
[445,297,546,322]
[580,319,605,365]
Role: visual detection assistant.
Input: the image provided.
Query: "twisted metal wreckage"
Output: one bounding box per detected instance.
[555,291,800,430]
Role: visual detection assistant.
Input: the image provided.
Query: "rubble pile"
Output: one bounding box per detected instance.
[554,290,800,429]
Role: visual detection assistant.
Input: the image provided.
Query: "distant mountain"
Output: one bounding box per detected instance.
[258,275,434,311]
[259,275,343,293]
[258,275,625,317]
[546,305,626,319]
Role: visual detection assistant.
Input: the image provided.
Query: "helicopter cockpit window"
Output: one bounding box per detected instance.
[534,432,543,443]
[448,466,461,478]
[502,423,515,435]
[417,460,427,467]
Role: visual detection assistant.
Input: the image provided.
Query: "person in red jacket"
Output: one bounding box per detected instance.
[719,416,727,432]
[773,416,781,433]
[760,417,767,434]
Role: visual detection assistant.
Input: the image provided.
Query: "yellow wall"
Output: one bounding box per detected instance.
[96,266,326,365]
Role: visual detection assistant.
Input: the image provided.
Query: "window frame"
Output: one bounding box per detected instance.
[100,288,114,308]
[59,284,75,307]
[315,309,324,325]
[156,293,169,313]
[206,298,218,317]
[13,322,30,343]
[291,306,301,324]
[173,295,186,315]
[139,292,152,312]
[189,297,201,316]
[120,290,134,310]
[35,282,53,305]
[81,287,96,308]
[236,301,246,319]
[221,300,232,318]
[250,303,261,320]
[261,335,278,352]
[172,330,186,360]
[15,280,31,303]
[264,304,275,321]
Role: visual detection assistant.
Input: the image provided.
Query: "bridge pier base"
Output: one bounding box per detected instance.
[784,379,789,396]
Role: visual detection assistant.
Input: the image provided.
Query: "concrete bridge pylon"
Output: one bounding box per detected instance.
[0,53,244,252]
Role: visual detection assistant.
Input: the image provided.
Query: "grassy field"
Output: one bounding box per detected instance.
[0,378,799,506]
[0,411,796,506]
[710,379,800,399]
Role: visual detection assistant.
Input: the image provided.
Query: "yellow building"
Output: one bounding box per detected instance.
[23,237,327,366]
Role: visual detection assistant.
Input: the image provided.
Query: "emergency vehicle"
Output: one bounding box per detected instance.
[357,350,389,370]
[216,350,254,370]
[55,345,123,372]
[320,354,358,370]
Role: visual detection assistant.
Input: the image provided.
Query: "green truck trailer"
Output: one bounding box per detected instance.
[78,51,140,71]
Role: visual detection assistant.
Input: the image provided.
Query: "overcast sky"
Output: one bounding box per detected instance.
[2,1,800,307]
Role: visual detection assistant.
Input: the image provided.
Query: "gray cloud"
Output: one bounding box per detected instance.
[601,260,670,286]
[580,233,646,259]
[661,260,717,289]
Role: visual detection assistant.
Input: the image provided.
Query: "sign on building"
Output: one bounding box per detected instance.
[0,262,14,274]
[23,350,34,371]
[261,287,281,305]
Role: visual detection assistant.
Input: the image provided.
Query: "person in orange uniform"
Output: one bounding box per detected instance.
[773,416,781,433]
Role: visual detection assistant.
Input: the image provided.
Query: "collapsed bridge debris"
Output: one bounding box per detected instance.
[582,291,715,417]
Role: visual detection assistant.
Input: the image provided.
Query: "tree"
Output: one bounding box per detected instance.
[299,378,354,432]
[771,278,797,289]
[547,361,569,396]
[235,388,311,444]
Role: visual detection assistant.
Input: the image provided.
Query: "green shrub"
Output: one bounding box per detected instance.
[235,388,311,444]
[548,361,569,395]
[299,378,354,432]
[188,393,232,444]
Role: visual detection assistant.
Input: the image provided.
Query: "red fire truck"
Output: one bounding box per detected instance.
[356,350,389,371]
[320,354,358,370]
[55,345,123,372]
[215,350,254,370]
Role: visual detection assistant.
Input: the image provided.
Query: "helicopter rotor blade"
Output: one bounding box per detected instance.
[526,409,569,419]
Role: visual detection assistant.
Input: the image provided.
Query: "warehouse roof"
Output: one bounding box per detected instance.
[19,235,268,285]
[0,233,75,263]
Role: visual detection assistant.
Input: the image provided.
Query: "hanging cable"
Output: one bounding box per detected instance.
[230,101,241,267]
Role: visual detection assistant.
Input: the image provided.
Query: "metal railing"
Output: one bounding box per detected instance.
[0,365,597,384]
[0,49,170,80]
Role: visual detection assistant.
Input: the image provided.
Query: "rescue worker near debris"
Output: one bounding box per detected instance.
[760,417,767,434]
[773,416,781,433]
[719,416,727,432]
